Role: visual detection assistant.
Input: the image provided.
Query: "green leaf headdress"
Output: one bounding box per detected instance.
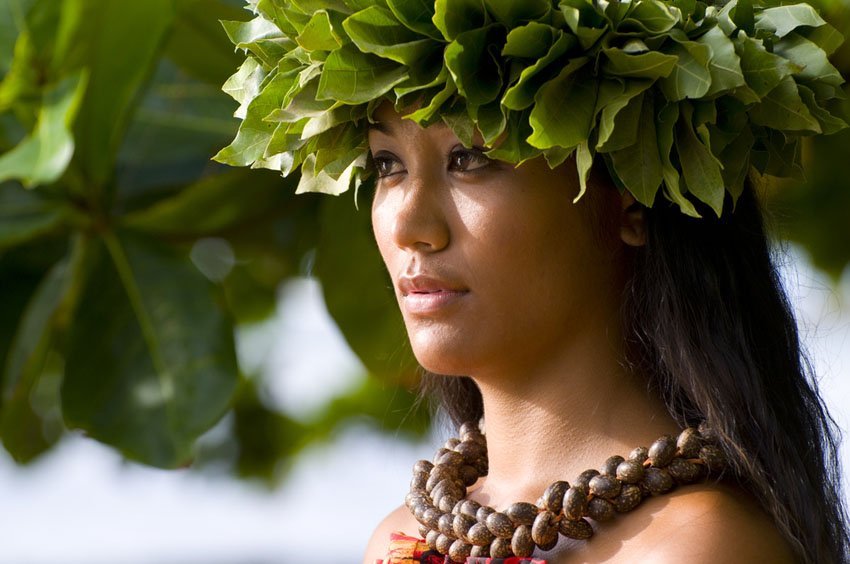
[214,0,847,217]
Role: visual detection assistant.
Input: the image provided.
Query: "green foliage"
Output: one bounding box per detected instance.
[0,0,425,477]
[0,0,846,482]
[216,0,846,218]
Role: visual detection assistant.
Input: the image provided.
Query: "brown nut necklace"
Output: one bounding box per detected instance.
[406,421,727,562]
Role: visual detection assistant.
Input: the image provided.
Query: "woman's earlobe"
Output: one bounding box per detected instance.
[620,192,647,247]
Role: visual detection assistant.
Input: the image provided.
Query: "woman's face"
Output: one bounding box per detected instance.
[368,103,629,377]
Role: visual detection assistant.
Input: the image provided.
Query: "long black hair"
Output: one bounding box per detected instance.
[416,179,849,564]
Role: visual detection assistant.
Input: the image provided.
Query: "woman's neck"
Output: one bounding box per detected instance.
[466,323,679,510]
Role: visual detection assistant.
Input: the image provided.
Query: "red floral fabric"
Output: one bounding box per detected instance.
[376,532,548,564]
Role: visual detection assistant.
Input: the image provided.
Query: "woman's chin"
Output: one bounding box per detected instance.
[408,331,479,376]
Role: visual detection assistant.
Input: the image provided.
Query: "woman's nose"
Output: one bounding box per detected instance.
[390,173,450,253]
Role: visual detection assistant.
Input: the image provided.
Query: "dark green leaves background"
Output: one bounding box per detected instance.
[0,0,846,482]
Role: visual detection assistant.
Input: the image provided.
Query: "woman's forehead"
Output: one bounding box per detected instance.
[368,103,485,146]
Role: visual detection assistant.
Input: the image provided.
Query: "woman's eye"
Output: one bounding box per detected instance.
[449,148,492,173]
[371,153,403,178]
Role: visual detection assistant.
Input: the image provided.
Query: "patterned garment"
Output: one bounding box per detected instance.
[376,532,548,564]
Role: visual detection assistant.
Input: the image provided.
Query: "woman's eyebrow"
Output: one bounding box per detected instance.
[367,121,392,135]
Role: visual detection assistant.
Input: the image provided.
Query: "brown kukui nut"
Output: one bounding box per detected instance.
[628,446,649,464]
[490,536,513,558]
[459,499,482,519]
[531,510,559,549]
[467,522,495,546]
[505,502,538,526]
[436,533,453,555]
[644,467,675,494]
[601,455,625,476]
[414,459,434,474]
[676,427,702,458]
[486,511,514,539]
[559,517,594,540]
[476,505,496,524]
[453,513,476,540]
[410,471,428,491]
[511,525,534,557]
[449,539,472,562]
[460,464,479,486]
[668,457,701,483]
[614,484,643,513]
[426,529,441,551]
[470,542,490,558]
[438,513,454,536]
[648,435,677,467]
[589,474,622,499]
[540,479,568,514]
[563,486,589,520]
[616,459,645,484]
[700,444,726,473]
[587,497,615,522]
[574,469,600,489]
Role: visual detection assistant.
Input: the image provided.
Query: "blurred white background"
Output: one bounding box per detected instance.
[0,245,847,564]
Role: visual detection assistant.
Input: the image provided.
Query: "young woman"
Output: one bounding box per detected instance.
[214,1,850,562]
[360,101,847,564]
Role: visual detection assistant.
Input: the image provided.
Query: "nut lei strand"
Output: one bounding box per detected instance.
[406,421,727,562]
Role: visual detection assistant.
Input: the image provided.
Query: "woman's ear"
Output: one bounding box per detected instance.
[620,191,647,247]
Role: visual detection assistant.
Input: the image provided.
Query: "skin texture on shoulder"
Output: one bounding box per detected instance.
[362,504,421,564]
[362,482,796,564]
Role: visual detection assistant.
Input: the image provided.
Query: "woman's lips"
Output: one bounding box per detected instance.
[397,274,469,315]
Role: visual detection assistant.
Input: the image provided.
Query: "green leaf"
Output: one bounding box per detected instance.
[0,183,66,250]
[697,27,746,98]
[609,93,663,207]
[675,102,725,216]
[754,4,826,39]
[64,0,174,190]
[803,22,844,57]
[0,72,88,187]
[214,69,293,166]
[405,77,458,123]
[316,43,408,103]
[222,16,284,51]
[619,0,679,34]
[444,25,505,108]
[482,0,550,27]
[483,109,541,164]
[297,10,342,52]
[122,168,295,236]
[596,80,653,152]
[656,101,700,217]
[601,48,678,79]
[164,0,251,84]
[432,0,487,41]
[1,242,83,463]
[658,40,712,101]
[798,85,848,135]
[735,34,798,98]
[502,21,558,59]
[0,0,36,76]
[344,5,437,65]
[749,75,821,133]
[63,232,238,468]
[528,59,597,150]
[717,126,754,203]
[386,0,442,40]
[502,31,575,111]
[774,32,844,86]
[295,151,363,195]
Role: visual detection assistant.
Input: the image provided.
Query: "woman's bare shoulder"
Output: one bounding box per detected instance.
[362,504,421,564]
[548,482,797,563]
